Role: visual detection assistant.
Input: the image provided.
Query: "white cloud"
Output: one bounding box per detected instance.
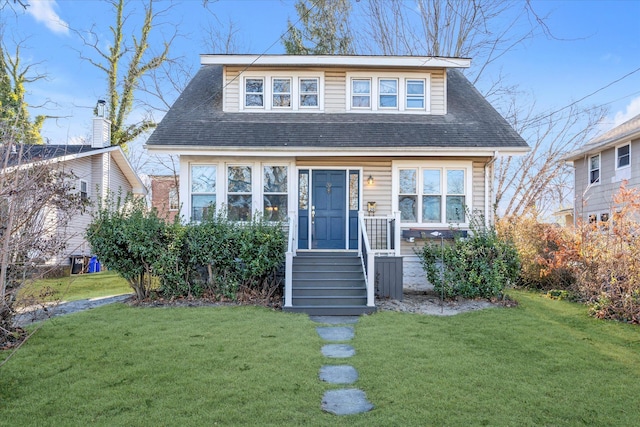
[27,0,69,36]
[612,96,640,127]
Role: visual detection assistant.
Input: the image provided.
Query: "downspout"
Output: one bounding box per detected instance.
[484,151,498,228]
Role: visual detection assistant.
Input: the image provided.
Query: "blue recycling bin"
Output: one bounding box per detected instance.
[88,256,101,273]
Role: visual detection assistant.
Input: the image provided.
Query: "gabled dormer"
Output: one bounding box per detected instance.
[200,55,471,115]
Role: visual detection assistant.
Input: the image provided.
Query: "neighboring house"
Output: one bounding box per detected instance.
[565,113,640,224]
[146,54,528,314]
[3,115,146,268]
[150,175,180,222]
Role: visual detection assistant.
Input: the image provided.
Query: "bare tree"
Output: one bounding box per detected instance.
[74,0,176,148]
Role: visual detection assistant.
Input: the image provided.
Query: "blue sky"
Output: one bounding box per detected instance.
[6,0,640,152]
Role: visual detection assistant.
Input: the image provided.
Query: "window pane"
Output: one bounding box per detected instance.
[191,165,216,193]
[407,80,424,95]
[228,195,252,221]
[228,166,251,193]
[299,171,309,210]
[589,155,599,170]
[246,79,263,93]
[590,169,600,184]
[423,170,440,194]
[272,95,291,107]
[352,95,370,108]
[399,169,417,194]
[192,195,216,221]
[406,98,424,109]
[349,173,359,210]
[300,79,318,93]
[380,95,397,108]
[379,79,397,94]
[446,196,465,222]
[447,170,464,194]
[352,79,370,94]
[263,195,287,221]
[273,78,290,93]
[422,196,441,222]
[264,166,287,192]
[300,94,318,107]
[399,196,417,222]
[245,94,263,107]
[618,145,630,167]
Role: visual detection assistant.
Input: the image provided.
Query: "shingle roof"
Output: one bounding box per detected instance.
[565,113,640,161]
[146,64,528,151]
[3,144,102,167]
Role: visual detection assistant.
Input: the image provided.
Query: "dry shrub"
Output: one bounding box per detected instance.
[573,182,640,323]
[497,213,576,291]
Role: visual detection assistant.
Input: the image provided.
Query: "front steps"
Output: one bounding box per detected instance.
[284,252,376,316]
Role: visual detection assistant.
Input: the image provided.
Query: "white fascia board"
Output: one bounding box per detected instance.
[564,128,640,162]
[200,54,471,69]
[145,145,528,158]
[108,147,147,195]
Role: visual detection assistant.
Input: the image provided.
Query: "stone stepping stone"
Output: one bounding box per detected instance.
[316,326,354,341]
[321,344,356,358]
[322,388,374,415]
[310,315,359,325]
[319,365,359,384]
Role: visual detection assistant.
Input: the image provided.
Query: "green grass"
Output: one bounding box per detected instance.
[2,290,640,426]
[17,271,131,305]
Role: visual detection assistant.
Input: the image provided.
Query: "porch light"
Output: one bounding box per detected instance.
[367,175,374,185]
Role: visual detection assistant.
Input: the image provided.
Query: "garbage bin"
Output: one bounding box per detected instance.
[70,255,90,274]
[88,256,101,273]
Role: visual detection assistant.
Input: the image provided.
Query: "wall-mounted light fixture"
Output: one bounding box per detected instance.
[367,175,374,185]
[367,201,376,215]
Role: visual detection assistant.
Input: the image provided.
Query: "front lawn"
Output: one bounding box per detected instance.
[17,271,131,305]
[1,291,639,426]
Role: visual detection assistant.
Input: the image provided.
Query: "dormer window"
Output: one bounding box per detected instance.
[300,78,318,107]
[272,78,291,108]
[379,79,398,109]
[245,78,264,108]
[351,79,371,108]
[406,79,426,109]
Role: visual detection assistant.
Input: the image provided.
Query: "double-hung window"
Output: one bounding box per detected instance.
[191,165,217,221]
[272,78,291,108]
[396,163,469,225]
[379,79,398,109]
[617,144,630,168]
[169,188,179,211]
[406,79,425,109]
[79,180,88,201]
[245,78,264,108]
[263,166,288,221]
[351,78,371,108]
[227,166,252,221]
[300,78,319,107]
[589,154,600,184]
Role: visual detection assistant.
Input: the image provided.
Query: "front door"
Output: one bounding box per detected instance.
[311,170,346,249]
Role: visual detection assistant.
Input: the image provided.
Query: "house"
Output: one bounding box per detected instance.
[565,113,640,224]
[2,115,146,269]
[145,54,528,314]
[150,175,180,222]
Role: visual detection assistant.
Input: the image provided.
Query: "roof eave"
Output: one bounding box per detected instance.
[564,128,640,162]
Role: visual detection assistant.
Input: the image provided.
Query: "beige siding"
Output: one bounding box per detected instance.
[324,70,346,112]
[430,69,446,114]
[225,67,242,112]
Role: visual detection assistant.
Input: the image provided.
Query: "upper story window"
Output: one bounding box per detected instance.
[241,73,322,111]
[79,180,88,201]
[351,78,371,108]
[191,165,217,221]
[272,78,291,108]
[617,144,630,168]
[589,154,600,184]
[245,78,264,108]
[347,72,430,113]
[300,78,319,107]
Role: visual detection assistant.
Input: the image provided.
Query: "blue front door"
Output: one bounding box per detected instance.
[312,170,346,249]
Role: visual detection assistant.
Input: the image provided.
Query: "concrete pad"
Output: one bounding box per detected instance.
[321,344,356,358]
[316,326,355,341]
[310,316,359,325]
[322,389,374,415]
[319,365,358,384]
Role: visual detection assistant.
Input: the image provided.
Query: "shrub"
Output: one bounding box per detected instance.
[496,214,576,290]
[415,215,520,299]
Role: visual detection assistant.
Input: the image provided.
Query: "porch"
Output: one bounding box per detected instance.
[283,213,402,315]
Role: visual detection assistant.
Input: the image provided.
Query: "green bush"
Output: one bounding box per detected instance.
[415,215,520,299]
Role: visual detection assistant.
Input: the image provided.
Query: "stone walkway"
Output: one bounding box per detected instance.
[311,315,374,416]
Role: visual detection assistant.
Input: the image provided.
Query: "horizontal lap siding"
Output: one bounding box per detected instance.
[225,67,241,112]
[430,69,445,115]
[325,71,345,112]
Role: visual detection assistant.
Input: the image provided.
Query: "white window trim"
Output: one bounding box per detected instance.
[588,153,601,185]
[378,78,399,110]
[244,77,265,109]
[262,164,291,221]
[240,72,324,112]
[616,143,631,170]
[346,71,431,113]
[79,179,88,200]
[189,163,219,221]
[271,77,293,110]
[299,77,320,109]
[392,160,472,227]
